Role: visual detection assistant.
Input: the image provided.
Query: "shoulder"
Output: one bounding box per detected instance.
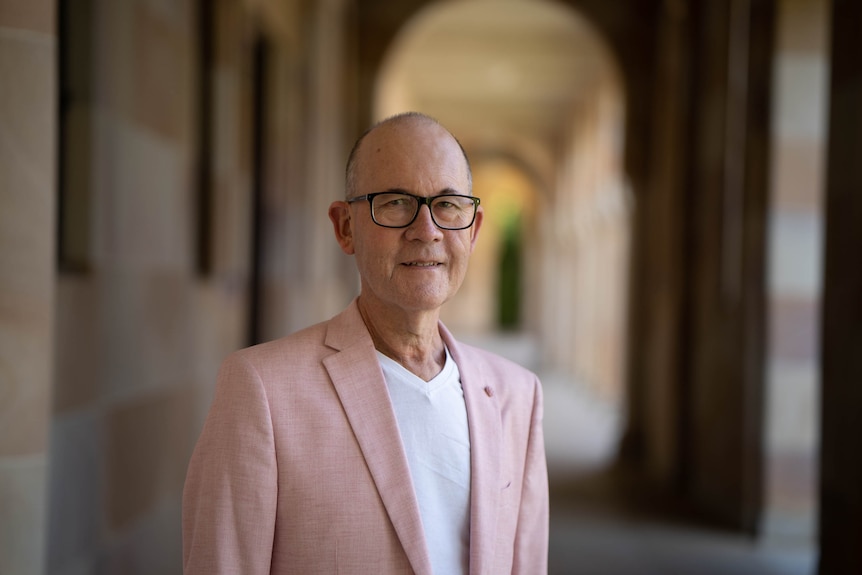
[448,338,542,399]
[438,322,536,382]
[244,320,329,357]
[219,299,371,383]
[453,340,535,377]
[220,318,333,381]
[230,300,368,366]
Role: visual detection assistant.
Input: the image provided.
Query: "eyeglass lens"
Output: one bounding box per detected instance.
[371,193,476,229]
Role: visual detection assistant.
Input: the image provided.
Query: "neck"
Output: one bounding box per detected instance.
[357,297,446,381]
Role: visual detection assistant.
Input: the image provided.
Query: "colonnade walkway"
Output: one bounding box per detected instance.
[462,332,817,575]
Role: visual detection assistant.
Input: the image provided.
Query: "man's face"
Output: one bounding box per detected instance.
[330,119,483,317]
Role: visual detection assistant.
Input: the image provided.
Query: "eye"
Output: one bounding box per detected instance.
[378,194,411,208]
[434,196,472,211]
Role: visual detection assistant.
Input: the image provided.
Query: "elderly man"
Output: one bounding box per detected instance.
[182,112,549,575]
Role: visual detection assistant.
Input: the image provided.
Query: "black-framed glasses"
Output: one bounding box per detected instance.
[348,191,481,230]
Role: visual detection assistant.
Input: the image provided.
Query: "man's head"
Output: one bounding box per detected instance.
[329,113,483,317]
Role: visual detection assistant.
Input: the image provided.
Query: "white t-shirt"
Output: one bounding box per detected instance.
[377,348,471,575]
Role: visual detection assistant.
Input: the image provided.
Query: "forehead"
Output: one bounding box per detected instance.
[355,120,470,194]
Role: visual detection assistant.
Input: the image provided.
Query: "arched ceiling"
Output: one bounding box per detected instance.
[376,0,617,153]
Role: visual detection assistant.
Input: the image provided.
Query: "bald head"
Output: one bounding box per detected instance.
[345,112,472,199]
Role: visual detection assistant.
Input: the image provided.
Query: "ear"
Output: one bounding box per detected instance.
[468,205,484,252]
[329,201,355,255]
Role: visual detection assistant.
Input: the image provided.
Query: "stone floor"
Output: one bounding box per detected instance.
[548,505,816,575]
[540,374,818,575]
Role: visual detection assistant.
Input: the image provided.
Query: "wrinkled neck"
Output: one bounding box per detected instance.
[357,296,445,381]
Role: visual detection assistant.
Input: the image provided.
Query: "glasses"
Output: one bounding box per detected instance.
[348,191,481,230]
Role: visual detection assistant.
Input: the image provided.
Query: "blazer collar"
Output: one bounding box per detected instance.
[322,300,434,575]
[441,324,503,575]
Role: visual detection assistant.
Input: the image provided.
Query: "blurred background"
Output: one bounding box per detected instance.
[2,0,861,573]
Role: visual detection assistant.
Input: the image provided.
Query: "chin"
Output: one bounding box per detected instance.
[400,291,452,312]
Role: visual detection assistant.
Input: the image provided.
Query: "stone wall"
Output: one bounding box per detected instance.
[0,0,355,573]
[0,3,56,573]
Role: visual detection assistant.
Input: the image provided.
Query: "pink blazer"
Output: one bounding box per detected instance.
[182,300,548,574]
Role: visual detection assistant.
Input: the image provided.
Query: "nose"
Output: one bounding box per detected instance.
[405,202,444,240]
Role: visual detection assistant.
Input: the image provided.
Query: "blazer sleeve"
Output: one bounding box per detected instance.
[182,352,278,574]
[511,377,550,574]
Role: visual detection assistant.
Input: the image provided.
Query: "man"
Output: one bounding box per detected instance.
[182,112,549,574]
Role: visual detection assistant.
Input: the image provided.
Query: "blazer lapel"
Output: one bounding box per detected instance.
[322,302,434,575]
[443,326,503,575]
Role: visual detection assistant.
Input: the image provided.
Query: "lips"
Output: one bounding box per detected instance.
[403,261,441,267]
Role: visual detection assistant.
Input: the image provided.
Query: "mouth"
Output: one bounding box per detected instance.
[402,261,442,268]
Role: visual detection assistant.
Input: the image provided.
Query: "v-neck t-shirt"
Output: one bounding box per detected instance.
[377,348,471,575]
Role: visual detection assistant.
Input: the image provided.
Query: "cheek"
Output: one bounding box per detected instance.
[354,239,395,277]
[446,242,473,279]
[452,234,477,261]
